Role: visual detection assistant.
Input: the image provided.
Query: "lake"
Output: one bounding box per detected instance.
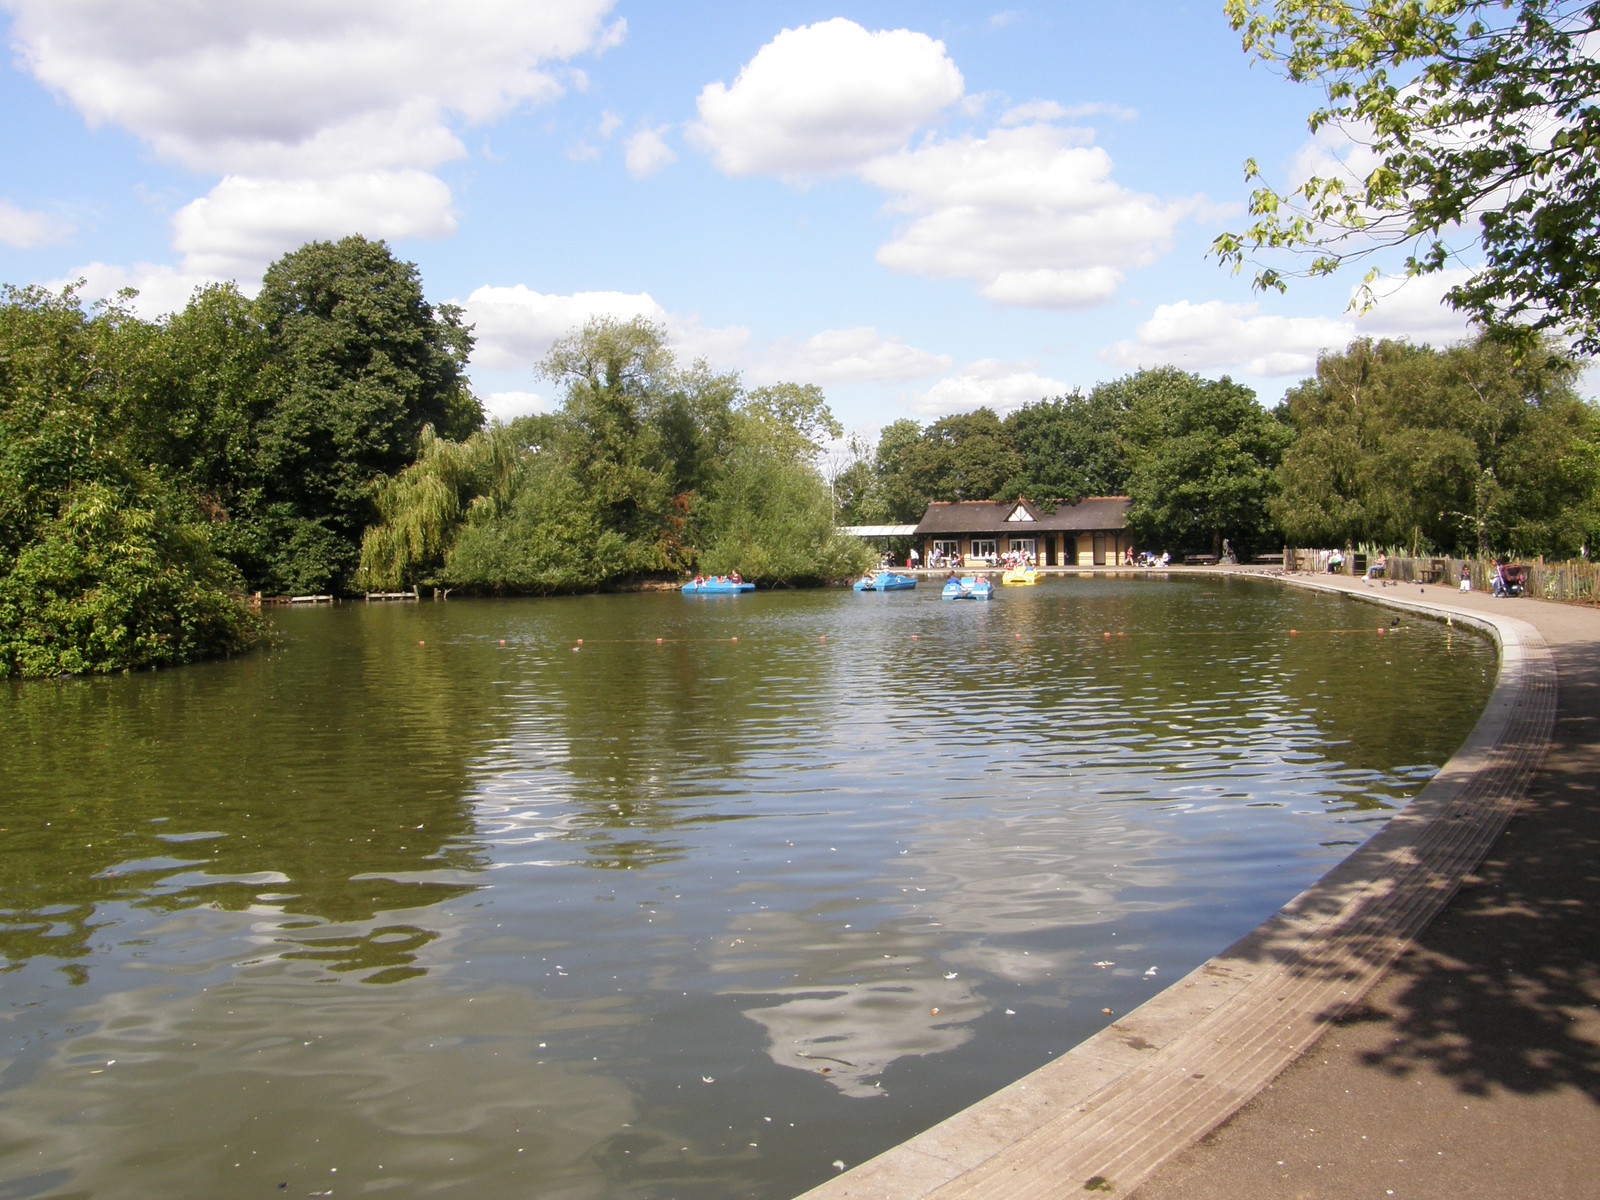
[0,575,1495,1199]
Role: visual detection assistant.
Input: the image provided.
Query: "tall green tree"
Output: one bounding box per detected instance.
[249,236,482,592]
[827,432,881,525]
[909,408,1021,502]
[867,418,930,524]
[1118,367,1290,556]
[1003,390,1131,501]
[696,420,872,582]
[538,317,738,575]
[1217,0,1600,352]
[0,284,263,677]
[1274,334,1600,555]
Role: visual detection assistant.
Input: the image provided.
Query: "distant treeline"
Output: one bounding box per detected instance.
[6,232,1599,677]
[0,236,870,677]
[834,334,1600,562]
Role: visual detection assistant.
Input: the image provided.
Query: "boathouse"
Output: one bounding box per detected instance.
[913,497,1134,567]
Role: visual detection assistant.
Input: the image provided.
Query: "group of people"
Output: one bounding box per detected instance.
[1132,550,1171,567]
[691,571,742,585]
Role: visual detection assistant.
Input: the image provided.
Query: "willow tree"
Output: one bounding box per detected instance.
[357,423,528,589]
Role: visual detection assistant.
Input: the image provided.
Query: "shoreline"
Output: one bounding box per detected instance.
[796,568,1562,1200]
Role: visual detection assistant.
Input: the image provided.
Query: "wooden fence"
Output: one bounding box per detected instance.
[1281,548,1600,604]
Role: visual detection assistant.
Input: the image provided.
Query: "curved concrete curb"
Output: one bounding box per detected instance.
[797,582,1556,1200]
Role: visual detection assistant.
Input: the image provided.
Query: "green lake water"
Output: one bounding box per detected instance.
[0,576,1496,1199]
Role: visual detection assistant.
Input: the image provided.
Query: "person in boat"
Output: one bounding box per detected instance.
[730,570,742,584]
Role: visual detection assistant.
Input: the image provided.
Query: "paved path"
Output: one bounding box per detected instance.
[798,570,1600,1200]
[1131,574,1600,1200]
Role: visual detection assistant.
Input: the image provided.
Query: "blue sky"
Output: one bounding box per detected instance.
[0,1,1486,436]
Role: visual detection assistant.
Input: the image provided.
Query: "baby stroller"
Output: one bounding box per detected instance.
[1492,563,1526,597]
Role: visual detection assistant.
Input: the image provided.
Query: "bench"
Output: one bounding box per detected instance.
[1184,554,1219,566]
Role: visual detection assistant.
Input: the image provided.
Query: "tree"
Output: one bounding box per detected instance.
[0,284,263,676]
[910,408,1021,502]
[371,317,859,590]
[827,432,881,525]
[1004,390,1131,501]
[357,421,531,590]
[868,419,930,524]
[250,236,482,592]
[1217,0,1600,353]
[739,382,843,463]
[1118,367,1290,555]
[538,317,739,576]
[696,436,873,583]
[1274,333,1600,555]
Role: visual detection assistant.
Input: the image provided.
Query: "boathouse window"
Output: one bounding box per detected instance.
[971,539,997,563]
[1010,537,1036,560]
[932,540,959,562]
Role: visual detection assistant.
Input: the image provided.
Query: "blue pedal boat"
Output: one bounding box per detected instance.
[940,575,993,600]
[853,571,918,591]
[681,577,755,594]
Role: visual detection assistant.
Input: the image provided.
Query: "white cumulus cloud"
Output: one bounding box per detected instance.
[1102,300,1353,377]
[1349,269,1481,343]
[481,390,554,422]
[9,0,624,285]
[910,359,1072,417]
[48,261,225,319]
[8,0,623,174]
[863,122,1193,309]
[690,18,963,178]
[1102,272,1482,380]
[624,127,678,178]
[173,171,457,278]
[0,200,75,249]
[460,285,671,370]
[751,326,952,385]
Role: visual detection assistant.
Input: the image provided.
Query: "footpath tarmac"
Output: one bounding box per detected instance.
[799,567,1598,1200]
[1132,570,1600,1200]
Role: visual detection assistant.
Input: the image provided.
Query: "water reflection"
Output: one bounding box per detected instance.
[0,978,640,1200]
[0,581,1497,1200]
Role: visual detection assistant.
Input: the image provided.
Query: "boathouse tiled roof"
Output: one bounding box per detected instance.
[913,497,1130,534]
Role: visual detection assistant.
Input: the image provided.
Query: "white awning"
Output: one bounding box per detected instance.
[839,525,919,537]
